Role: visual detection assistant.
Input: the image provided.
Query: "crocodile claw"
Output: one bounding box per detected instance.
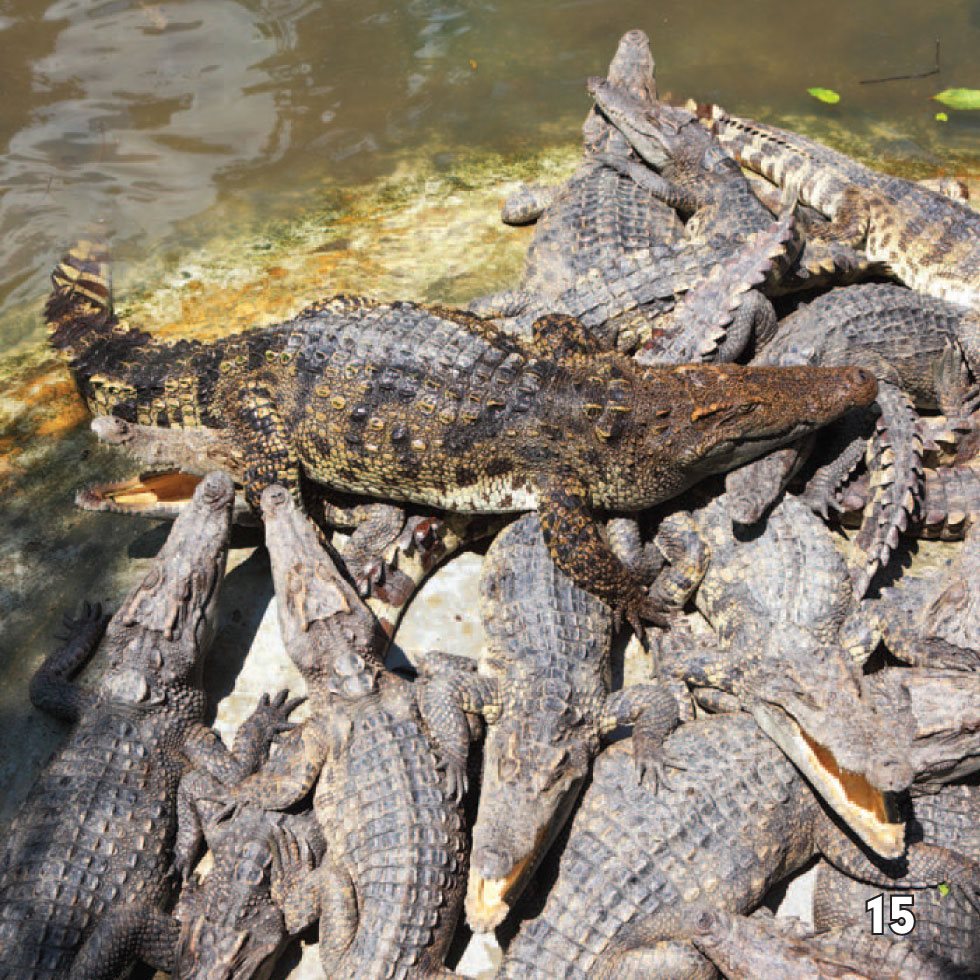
[439,756,468,805]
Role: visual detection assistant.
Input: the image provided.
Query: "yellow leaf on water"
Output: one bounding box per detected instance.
[935,111,949,122]
[933,88,980,110]
[807,87,840,105]
[469,59,478,71]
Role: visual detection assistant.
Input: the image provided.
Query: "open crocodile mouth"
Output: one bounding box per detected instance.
[752,705,904,859]
[76,470,205,514]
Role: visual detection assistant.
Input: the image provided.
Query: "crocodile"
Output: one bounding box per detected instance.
[591,906,950,980]
[813,784,980,976]
[213,485,468,980]
[421,512,685,933]
[0,473,296,979]
[725,281,980,593]
[75,413,506,640]
[872,522,980,670]
[47,237,878,627]
[703,103,980,308]
[172,800,323,979]
[654,493,912,858]
[497,714,979,979]
[862,667,980,793]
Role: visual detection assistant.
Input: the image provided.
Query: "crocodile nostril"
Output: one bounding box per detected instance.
[198,472,234,509]
[260,484,290,514]
[473,846,513,879]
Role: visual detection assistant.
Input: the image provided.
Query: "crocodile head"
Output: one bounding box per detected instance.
[743,628,912,859]
[587,76,739,201]
[582,30,657,153]
[98,471,233,698]
[174,832,285,979]
[260,485,385,690]
[615,362,877,507]
[465,706,595,932]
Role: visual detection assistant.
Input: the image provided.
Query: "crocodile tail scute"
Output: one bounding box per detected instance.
[46,234,115,356]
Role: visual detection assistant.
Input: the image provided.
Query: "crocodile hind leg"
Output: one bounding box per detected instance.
[321,500,407,595]
[852,381,924,596]
[68,903,178,979]
[808,185,871,247]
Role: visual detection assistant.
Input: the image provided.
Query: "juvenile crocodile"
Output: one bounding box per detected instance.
[704,104,980,307]
[172,802,323,979]
[813,784,980,975]
[656,493,912,858]
[48,238,877,627]
[872,522,980,670]
[215,486,468,980]
[0,474,294,979]
[612,906,950,980]
[725,281,980,592]
[421,513,684,932]
[498,714,979,979]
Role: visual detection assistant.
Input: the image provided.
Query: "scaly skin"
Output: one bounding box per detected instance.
[726,282,980,592]
[705,104,980,307]
[656,493,913,859]
[172,804,322,980]
[498,715,978,979]
[0,474,291,979]
[872,522,980,670]
[421,513,682,932]
[813,785,980,976]
[47,238,877,626]
[216,487,467,980]
[626,907,950,980]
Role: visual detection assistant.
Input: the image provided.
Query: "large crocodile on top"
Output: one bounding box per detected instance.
[422,513,686,933]
[704,103,980,307]
[497,714,979,979]
[214,486,469,979]
[47,238,877,626]
[0,474,294,979]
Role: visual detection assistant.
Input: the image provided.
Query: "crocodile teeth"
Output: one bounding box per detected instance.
[465,854,533,932]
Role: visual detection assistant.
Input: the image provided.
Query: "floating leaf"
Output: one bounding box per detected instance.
[469,58,478,71]
[935,111,949,122]
[938,882,950,896]
[933,88,980,110]
[807,87,840,105]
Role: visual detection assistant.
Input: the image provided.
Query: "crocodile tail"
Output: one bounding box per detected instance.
[46,234,115,358]
[852,382,924,596]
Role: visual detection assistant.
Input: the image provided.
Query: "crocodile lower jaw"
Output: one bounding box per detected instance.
[76,470,204,512]
[752,705,905,859]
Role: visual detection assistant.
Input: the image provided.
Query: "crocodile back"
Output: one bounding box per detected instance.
[500,714,817,978]
[315,681,466,980]
[694,495,853,645]
[520,163,683,297]
[0,705,182,977]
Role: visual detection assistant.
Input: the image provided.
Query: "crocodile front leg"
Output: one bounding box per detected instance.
[68,903,178,980]
[809,185,872,248]
[601,684,680,789]
[536,474,669,630]
[315,855,360,970]
[29,602,108,722]
[417,672,499,803]
[500,182,559,225]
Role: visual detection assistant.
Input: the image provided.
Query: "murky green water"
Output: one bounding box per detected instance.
[0,0,978,829]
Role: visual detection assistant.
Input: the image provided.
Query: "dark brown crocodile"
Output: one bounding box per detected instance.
[213,486,468,979]
[48,237,877,628]
[813,784,980,976]
[497,714,979,979]
[0,474,294,979]
[421,513,684,933]
[655,492,912,859]
[704,103,980,308]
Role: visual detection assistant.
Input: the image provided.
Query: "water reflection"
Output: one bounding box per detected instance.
[0,0,978,348]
